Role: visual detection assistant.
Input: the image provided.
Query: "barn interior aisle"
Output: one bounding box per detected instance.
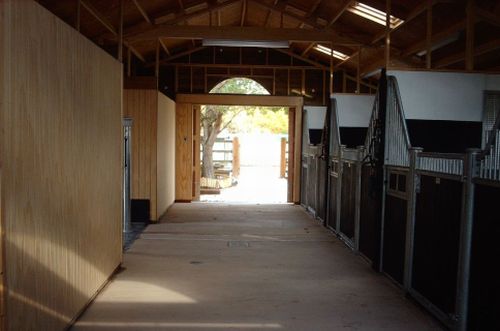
[72,203,443,331]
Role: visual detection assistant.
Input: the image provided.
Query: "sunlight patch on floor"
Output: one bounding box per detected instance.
[97,280,196,304]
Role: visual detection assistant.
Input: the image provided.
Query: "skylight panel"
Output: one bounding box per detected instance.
[347,2,404,29]
[314,45,349,61]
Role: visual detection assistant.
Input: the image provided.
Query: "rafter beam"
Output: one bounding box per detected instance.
[327,0,352,27]
[127,25,359,45]
[274,49,328,70]
[106,0,240,41]
[371,0,446,44]
[476,8,500,27]
[131,0,152,24]
[148,46,207,66]
[301,43,316,56]
[264,0,280,27]
[250,0,367,46]
[308,0,322,17]
[155,63,322,70]
[241,0,247,26]
[435,38,500,68]
[159,38,171,56]
[300,0,350,59]
[154,0,237,25]
[81,0,117,35]
[124,42,146,62]
[401,20,466,57]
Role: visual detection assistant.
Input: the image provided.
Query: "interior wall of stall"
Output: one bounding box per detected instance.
[333,94,374,148]
[124,89,158,220]
[0,1,122,329]
[388,70,494,121]
[157,93,176,218]
[387,70,500,153]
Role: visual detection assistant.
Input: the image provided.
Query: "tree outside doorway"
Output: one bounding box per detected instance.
[200,78,289,202]
[201,78,287,178]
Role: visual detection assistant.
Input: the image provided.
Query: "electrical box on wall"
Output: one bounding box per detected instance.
[304,106,327,145]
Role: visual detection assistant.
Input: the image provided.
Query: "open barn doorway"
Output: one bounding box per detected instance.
[200,78,289,203]
[175,79,303,204]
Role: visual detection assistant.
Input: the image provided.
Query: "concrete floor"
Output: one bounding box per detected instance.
[73,203,443,331]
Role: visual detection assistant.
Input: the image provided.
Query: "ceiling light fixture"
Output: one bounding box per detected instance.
[347,2,404,29]
[314,44,349,61]
[202,39,290,48]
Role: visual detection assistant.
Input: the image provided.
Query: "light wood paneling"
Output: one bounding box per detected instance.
[0,1,122,330]
[192,105,201,201]
[175,103,194,201]
[0,2,5,328]
[123,89,158,220]
[157,93,176,218]
[124,89,177,220]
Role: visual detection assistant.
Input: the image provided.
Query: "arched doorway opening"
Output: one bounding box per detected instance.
[200,78,289,203]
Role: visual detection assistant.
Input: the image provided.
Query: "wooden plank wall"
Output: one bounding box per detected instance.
[0,2,5,326]
[175,103,194,201]
[123,89,158,220]
[0,1,122,330]
[156,93,176,218]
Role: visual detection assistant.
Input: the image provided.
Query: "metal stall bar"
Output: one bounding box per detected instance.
[404,147,423,290]
[456,149,480,331]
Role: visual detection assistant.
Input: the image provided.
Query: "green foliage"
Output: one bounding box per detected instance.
[201,78,288,136]
[227,107,288,134]
[210,77,270,95]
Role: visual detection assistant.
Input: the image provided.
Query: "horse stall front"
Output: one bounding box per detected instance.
[382,70,500,330]
[328,94,374,248]
[301,70,500,331]
[300,106,327,219]
[467,91,500,331]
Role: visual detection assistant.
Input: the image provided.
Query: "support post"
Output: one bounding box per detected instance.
[118,0,124,62]
[426,0,433,69]
[456,148,480,331]
[385,0,391,69]
[330,41,334,95]
[465,0,475,71]
[280,137,287,178]
[356,47,361,93]
[404,147,423,290]
[232,137,240,178]
[127,47,132,77]
[76,0,81,31]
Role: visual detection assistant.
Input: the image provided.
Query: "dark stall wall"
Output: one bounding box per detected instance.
[412,175,462,315]
[406,120,482,153]
[359,165,382,266]
[339,162,357,241]
[469,183,500,331]
[382,195,408,284]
